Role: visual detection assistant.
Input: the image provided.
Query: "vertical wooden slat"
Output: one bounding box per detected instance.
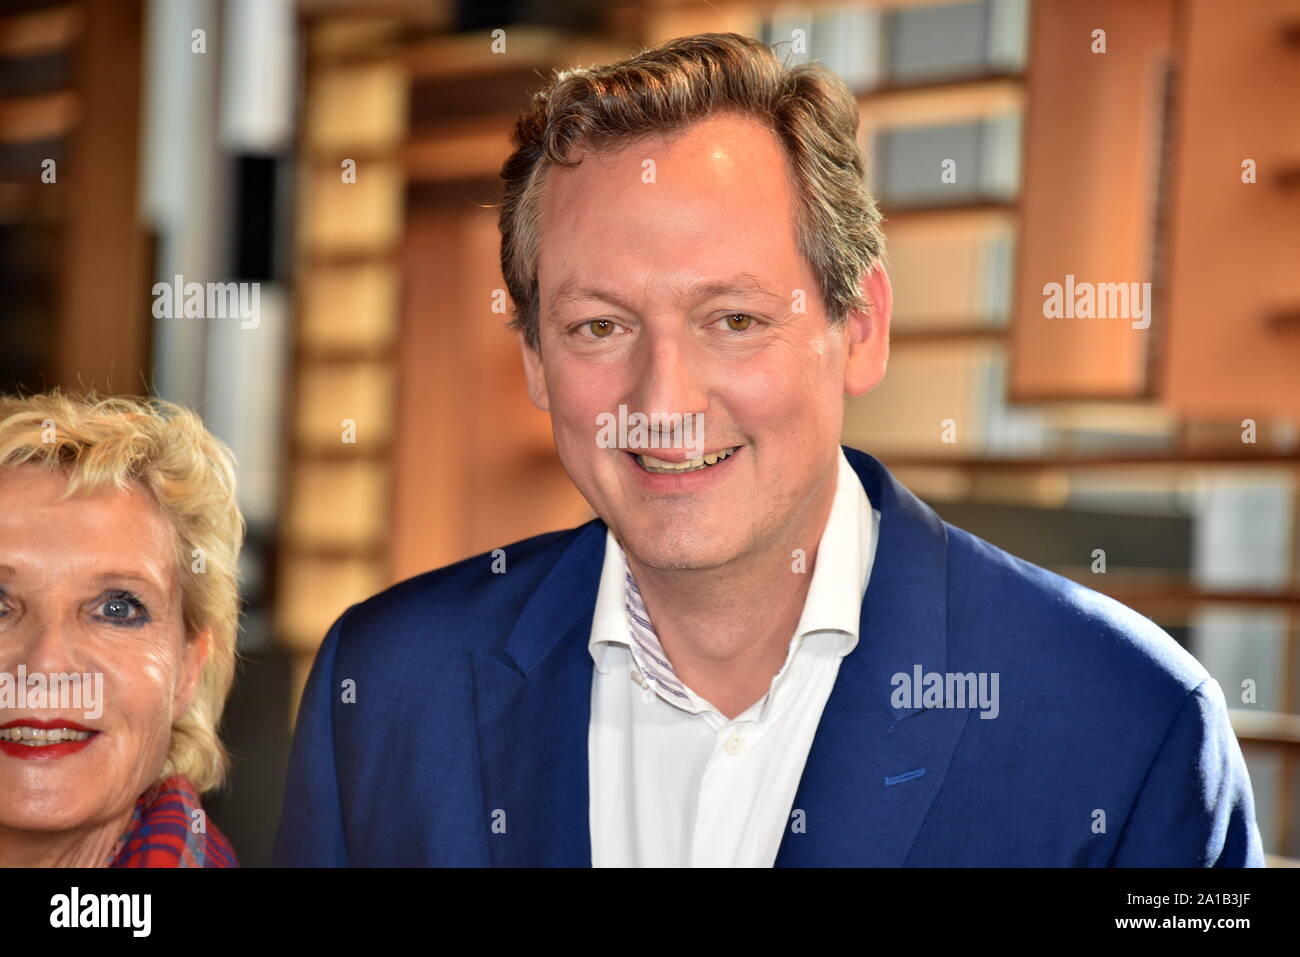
[1161,0,1300,419]
[389,196,591,581]
[57,0,148,395]
[1009,0,1174,401]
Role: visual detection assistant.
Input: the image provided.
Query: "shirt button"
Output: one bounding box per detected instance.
[724,734,745,756]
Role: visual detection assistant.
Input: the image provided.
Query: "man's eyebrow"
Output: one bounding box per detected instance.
[687,274,786,304]
[547,273,785,314]
[547,278,624,314]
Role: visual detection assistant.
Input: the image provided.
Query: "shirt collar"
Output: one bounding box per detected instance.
[790,447,876,655]
[587,447,876,674]
[589,522,631,674]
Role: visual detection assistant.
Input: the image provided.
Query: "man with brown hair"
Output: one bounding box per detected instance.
[275,33,1262,867]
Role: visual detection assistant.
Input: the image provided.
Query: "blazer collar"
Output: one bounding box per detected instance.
[474,447,964,866]
[773,446,968,866]
[473,520,604,866]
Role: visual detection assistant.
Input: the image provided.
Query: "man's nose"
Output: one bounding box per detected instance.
[629,334,709,427]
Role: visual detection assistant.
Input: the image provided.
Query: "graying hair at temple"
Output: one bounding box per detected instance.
[497,32,886,351]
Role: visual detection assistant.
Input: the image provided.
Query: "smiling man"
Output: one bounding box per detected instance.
[274,33,1263,867]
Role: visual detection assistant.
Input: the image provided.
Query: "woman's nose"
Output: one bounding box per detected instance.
[10,614,82,677]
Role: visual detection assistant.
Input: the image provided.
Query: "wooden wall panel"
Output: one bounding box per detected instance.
[390,202,591,583]
[1009,0,1174,400]
[1161,0,1300,419]
[57,0,148,395]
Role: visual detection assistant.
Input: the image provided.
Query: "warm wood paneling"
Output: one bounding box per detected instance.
[1009,0,1174,400]
[1161,0,1300,418]
[57,0,148,395]
[389,202,591,582]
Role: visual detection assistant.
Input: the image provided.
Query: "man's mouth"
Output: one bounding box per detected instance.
[633,446,739,474]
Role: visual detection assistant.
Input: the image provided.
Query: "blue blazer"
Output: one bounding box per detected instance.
[272,447,1264,866]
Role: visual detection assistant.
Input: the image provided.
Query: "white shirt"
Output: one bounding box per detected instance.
[588,448,881,867]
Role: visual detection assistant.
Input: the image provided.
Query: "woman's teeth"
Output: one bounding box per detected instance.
[637,447,737,473]
[1,727,94,746]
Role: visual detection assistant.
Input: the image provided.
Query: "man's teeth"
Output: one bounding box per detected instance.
[0,727,94,746]
[637,447,737,473]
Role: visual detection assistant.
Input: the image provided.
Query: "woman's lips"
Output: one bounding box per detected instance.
[0,719,101,760]
[0,718,97,732]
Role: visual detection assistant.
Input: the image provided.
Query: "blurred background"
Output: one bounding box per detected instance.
[1,0,1298,866]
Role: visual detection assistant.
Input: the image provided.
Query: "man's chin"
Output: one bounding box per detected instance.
[613,524,747,572]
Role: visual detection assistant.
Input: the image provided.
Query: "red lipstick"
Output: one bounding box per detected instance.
[0,718,100,760]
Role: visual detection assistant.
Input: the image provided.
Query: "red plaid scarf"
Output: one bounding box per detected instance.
[108,775,237,867]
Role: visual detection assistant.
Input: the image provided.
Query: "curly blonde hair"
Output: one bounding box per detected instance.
[499,31,885,351]
[0,390,243,793]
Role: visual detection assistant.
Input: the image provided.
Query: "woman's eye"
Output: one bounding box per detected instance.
[95,591,149,626]
[721,313,755,332]
[587,319,616,338]
[103,599,132,619]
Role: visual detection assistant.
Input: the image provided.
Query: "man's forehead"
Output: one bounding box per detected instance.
[544,112,789,198]
[534,111,803,311]
[546,272,786,315]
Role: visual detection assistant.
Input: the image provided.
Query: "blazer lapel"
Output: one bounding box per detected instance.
[473,520,606,866]
[472,447,966,867]
[776,448,970,866]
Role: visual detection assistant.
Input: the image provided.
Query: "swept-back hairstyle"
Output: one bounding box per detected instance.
[499,31,885,350]
[0,391,243,793]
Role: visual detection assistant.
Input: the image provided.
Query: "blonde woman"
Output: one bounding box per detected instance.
[0,391,243,867]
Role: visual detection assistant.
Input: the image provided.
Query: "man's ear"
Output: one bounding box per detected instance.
[172,627,210,723]
[843,260,891,397]
[520,335,550,411]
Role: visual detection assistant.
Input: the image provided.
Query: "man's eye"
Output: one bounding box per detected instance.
[721,313,756,332]
[95,591,149,626]
[586,319,616,338]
